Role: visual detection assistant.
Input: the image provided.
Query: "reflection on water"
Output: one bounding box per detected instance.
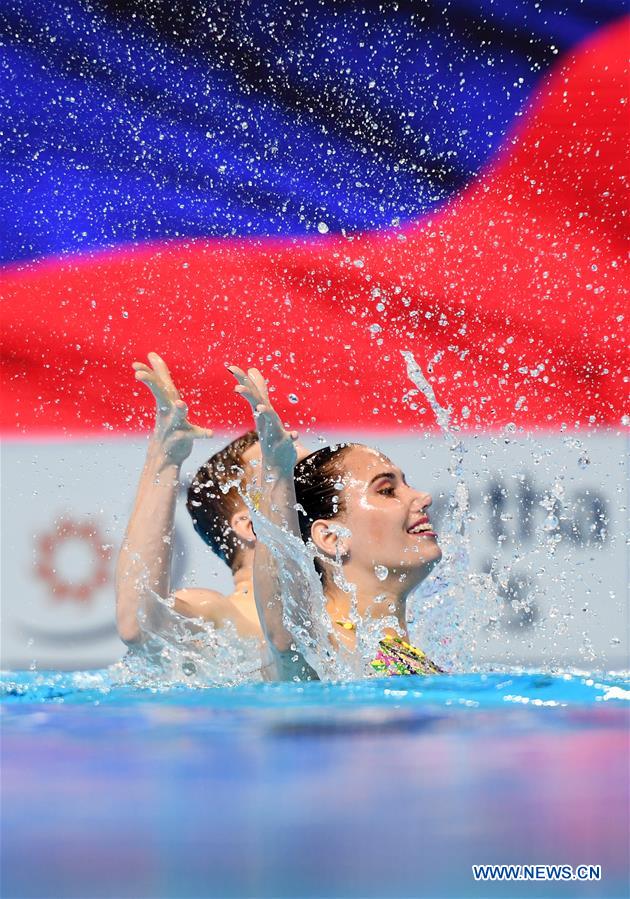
[2,673,629,898]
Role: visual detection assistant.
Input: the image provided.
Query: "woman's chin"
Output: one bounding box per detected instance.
[431,544,443,564]
[404,539,443,566]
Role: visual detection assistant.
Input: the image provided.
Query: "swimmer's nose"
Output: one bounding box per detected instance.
[408,488,432,512]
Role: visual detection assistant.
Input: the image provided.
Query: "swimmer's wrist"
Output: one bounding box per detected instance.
[146,439,184,474]
[261,445,297,477]
[262,460,293,479]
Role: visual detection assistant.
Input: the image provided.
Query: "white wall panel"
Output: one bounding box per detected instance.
[2,432,627,671]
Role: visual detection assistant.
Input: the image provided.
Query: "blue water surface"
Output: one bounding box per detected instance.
[2,671,629,899]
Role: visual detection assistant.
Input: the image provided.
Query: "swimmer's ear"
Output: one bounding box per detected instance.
[230,512,256,545]
[310,520,349,560]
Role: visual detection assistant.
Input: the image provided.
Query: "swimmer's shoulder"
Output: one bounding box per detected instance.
[173,587,230,620]
[174,586,263,640]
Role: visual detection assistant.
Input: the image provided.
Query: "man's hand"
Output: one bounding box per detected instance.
[133,352,213,466]
[227,366,298,474]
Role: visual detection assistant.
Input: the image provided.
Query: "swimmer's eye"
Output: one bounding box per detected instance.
[377,485,396,496]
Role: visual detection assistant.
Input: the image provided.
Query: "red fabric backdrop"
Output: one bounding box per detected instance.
[2,18,628,436]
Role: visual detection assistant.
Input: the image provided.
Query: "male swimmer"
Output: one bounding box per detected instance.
[115,352,307,664]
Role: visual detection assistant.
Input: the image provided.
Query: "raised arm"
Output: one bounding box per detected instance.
[228,366,318,680]
[115,353,213,645]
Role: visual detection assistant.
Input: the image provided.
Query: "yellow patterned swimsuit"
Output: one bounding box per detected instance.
[370,635,444,676]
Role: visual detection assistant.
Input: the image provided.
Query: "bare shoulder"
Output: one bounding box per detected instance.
[173,587,229,619]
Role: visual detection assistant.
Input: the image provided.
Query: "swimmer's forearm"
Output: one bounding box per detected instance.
[252,463,300,655]
[253,540,293,652]
[115,441,180,644]
[261,460,301,534]
[271,648,320,682]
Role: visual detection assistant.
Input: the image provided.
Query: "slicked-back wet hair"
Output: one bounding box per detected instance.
[294,444,356,577]
[186,430,259,571]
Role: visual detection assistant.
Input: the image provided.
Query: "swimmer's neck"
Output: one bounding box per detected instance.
[324,577,410,635]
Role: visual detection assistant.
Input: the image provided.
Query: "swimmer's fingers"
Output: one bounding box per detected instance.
[189,424,214,440]
[227,365,260,400]
[226,364,248,384]
[229,366,266,413]
[233,383,265,417]
[134,368,172,412]
[228,368,291,452]
[172,399,189,425]
[246,368,272,406]
[241,369,280,426]
[170,402,212,439]
[228,365,269,405]
[231,376,289,439]
[148,352,181,401]
[133,353,179,405]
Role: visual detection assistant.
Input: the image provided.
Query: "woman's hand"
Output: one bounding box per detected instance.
[133,352,213,466]
[228,366,298,474]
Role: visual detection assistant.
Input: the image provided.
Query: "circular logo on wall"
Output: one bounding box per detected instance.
[34,516,112,603]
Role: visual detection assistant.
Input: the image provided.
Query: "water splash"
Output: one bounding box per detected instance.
[112,550,264,688]
[247,498,357,681]
[401,350,452,433]
[401,350,501,671]
[129,593,262,687]
[116,348,504,684]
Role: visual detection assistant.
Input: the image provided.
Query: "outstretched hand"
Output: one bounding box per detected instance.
[133,352,213,465]
[228,366,298,473]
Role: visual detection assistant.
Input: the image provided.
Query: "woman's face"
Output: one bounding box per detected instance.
[331,445,442,581]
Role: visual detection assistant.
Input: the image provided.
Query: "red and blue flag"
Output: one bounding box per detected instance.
[1,0,628,434]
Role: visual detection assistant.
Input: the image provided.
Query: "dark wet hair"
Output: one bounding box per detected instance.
[186,430,259,570]
[294,443,356,551]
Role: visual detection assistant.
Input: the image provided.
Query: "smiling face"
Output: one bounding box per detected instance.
[320,445,442,584]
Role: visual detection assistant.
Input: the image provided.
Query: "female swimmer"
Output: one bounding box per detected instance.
[228,365,444,680]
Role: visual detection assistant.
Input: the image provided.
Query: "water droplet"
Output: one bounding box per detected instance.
[578,454,590,469]
[288,393,299,404]
[374,565,389,581]
[317,222,329,234]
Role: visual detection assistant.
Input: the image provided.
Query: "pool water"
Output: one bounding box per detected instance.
[2,671,629,899]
